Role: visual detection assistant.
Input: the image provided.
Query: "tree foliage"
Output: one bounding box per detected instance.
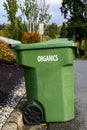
[60,23,68,38]
[19,0,51,32]
[3,0,51,40]
[3,0,18,22]
[3,0,18,39]
[3,0,26,40]
[45,23,58,38]
[19,0,38,32]
[60,0,87,41]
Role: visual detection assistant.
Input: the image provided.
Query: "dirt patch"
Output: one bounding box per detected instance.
[0,63,24,106]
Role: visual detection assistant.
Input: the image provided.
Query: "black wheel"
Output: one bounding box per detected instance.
[23,104,43,125]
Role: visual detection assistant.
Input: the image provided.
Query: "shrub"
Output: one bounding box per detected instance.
[76,39,87,58]
[0,39,16,64]
[82,39,87,57]
[22,32,41,44]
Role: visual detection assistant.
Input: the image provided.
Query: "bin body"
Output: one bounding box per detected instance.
[12,39,75,122]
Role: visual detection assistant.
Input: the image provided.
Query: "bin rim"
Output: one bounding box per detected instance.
[11,38,76,51]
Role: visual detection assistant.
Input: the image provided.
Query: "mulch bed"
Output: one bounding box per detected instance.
[0,63,24,106]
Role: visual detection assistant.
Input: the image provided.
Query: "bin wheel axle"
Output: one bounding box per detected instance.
[23,104,43,125]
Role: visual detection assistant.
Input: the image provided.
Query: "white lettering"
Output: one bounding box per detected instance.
[37,55,59,62]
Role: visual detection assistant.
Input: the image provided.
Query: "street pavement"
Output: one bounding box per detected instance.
[74,60,87,129]
[47,60,87,130]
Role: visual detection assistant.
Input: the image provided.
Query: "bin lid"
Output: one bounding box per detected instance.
[11,38,76,50]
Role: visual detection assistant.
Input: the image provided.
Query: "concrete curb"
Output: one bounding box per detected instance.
[1,98,47,130]
[1,98,26,130]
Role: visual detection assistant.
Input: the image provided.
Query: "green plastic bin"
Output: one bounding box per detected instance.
[12,38,76,124]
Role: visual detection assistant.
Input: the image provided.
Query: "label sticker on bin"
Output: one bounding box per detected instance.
[37,55,59,62]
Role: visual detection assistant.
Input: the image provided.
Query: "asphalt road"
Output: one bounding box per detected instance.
[74,60,87,129]
[47,60,87,130]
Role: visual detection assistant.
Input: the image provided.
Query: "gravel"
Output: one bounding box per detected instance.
[0,78,26,129]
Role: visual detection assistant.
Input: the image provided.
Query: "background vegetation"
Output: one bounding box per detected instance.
[0,0,87,64]
[60,0,87,58]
